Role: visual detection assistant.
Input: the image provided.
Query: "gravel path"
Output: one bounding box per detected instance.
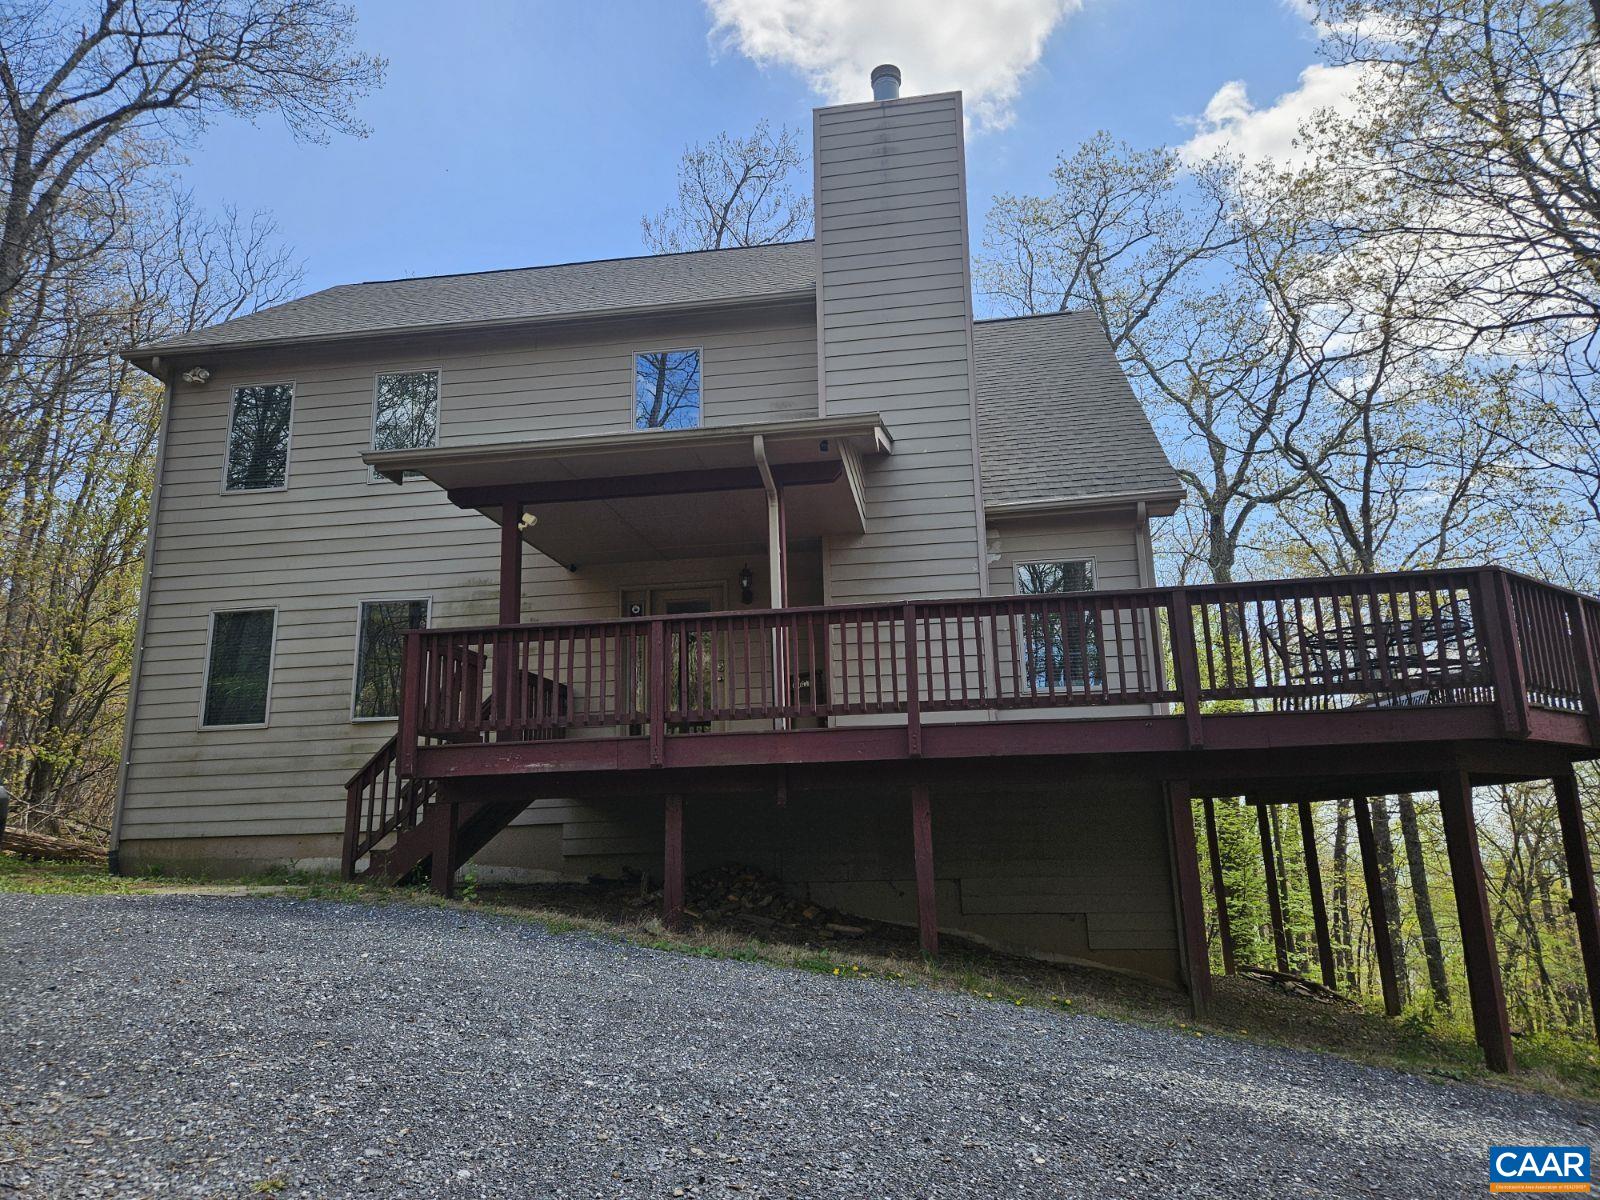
[1,895,1593,1198]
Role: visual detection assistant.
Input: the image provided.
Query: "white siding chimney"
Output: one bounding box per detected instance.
[814,78,986,603]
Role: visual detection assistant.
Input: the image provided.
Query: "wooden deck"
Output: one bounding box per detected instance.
[340,566,1600,1075]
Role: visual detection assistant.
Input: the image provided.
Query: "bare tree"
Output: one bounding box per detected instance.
[641,120,812,253]
[979,137,1319,583]
[0,0,382,330]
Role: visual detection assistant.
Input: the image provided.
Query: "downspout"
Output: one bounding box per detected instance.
[108,356,174,874]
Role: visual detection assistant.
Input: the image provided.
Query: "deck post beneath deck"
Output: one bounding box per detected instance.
[1202,798,1236,975]
[429,800,460,898]
[663,793,684,931]
[1255,800,1290,974]
[1167,781,1212,1017]
[1298,801,1337,990]
[1352,796,1403,1017]
[1437,769,1514,1072]
[499,499,523,626]
[1553,769,1600,1043]
[910,782,938,957]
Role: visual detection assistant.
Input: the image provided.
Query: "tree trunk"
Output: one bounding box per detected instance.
[1371,797,1411,1006]
[1332,799,1356,990]
[1398,794,1450,1007]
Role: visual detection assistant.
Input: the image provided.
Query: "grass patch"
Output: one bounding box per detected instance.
[6,853,1597,1102]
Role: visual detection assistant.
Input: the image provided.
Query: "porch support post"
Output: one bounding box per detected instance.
[1166,781,1212,1017]
[499,498,523,626]
[910,782,938,957]
[429,799,460,898]
[1553,769,1600,1043]
[754,434,789,727]
[1255,799,1290,973]
[1437,769,1515,1073]
[663,793,684,931]
[1353,796,1403,1017]
[1203,797,1236,975]
[1298,801,1337,990]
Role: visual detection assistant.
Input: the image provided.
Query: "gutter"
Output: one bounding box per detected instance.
[108,357,175,872]
[985,487,1186,520]
[120,288,818,377]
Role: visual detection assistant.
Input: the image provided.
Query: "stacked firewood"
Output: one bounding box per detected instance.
[645,864,872,939]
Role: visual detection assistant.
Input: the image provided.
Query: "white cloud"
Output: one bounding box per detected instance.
[1178,62,1367,164]
[704,0,1081,131]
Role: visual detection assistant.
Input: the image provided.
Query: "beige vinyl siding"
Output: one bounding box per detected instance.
[814,92,984,604]
[119,309,820,845]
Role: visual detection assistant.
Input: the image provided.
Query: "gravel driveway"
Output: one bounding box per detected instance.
[1,894,1594,1198]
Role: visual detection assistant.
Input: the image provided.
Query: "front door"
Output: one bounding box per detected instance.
[625,585,725,731]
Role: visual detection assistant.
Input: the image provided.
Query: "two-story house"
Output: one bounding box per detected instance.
[113,70,1600,1074]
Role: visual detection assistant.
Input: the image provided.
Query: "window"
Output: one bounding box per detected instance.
[202,609,276,726]
[352,598,429,719]
[372,370,439,479]
[633,349,701,430]
[1016,559,1101,690]
[224,383,293,491]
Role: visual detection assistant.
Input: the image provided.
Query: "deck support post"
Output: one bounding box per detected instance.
[498,499,523,626]
[1203,798,1236,975]
[1166,781,1212,1017]
[429,799,460,898]
[1298,801,1337,989]
[1553,769,1600,1043]
[663,793,684,931]
[910,782,938,957]
[1255,800,1290,974]
[1437,769,1515,1072]
[1352,796,1402,1017]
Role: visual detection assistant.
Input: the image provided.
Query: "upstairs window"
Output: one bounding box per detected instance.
[1016,559,1101,690]
[224,383,293,491]
[634,349,701,430]
[202,609,276,727]
[372,369,439,479]
[352,598,429,719]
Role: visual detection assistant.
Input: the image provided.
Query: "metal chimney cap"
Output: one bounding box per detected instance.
[870,63,902,101]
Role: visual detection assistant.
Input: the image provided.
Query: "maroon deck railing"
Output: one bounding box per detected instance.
[388,566,1599,768]
[343,567,1600,874]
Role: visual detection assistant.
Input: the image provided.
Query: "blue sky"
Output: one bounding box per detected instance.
[177,1,1327,302]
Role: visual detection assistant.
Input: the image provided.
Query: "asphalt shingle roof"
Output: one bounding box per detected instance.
[973,311,1182,509]
[131,241,818,356]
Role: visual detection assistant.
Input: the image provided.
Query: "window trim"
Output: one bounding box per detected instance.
[368,366,443,485]
[1012,556,1097,596]
[198,606,279,730]
[629,346,705,432]
[220,380,296,495]
[349,594,433,722]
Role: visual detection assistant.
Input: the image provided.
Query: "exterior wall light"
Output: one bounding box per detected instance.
[739,564,754,605]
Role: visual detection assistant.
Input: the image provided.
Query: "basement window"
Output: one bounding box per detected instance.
[633,349,701,430]
[352,598,430,720]
[1015,559,1101,689]
[201,609,277,727]
[371,369,439,480]
[224,383,293,491]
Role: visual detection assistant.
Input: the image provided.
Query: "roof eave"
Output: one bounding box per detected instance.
[121,286,818,376]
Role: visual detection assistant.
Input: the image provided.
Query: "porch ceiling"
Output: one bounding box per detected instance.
[363,415,892,566]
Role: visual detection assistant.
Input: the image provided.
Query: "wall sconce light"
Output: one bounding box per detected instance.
[739,564,754,605]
